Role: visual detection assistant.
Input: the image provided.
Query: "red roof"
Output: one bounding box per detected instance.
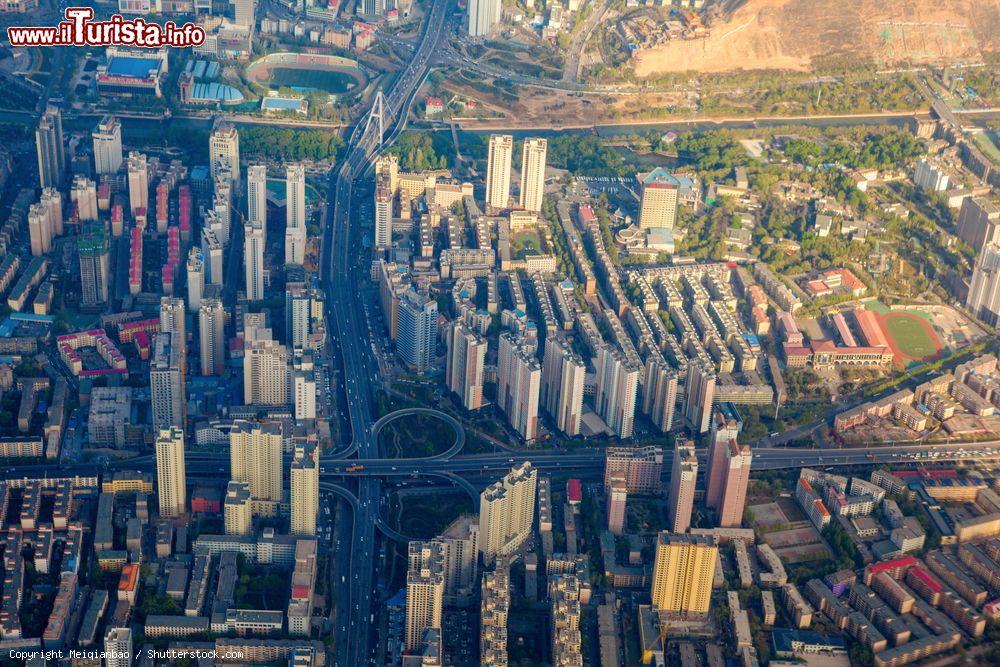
[868,556,917,574]
[292,584,310,599]
[909,566,942,593]
[567,479,582,502]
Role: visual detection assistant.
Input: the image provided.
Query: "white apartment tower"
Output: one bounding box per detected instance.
[497,332,541,441]
[967,243,1000,327]
[247,164,267,229]
[198,297,226,376]
[518,138,547,213]
[150,333,185,429]
[478,462,537,563]
[396,289,438,373]
[126,151,149,216]
[445,322,487,410]
[36,105,65,189]
[541,335,585,436]
[285,163,307,265]
[404,548,444,652]
[201,228,224,286]
[210,123,240,184]
[92,116,123,176]
[186,248,204,312]
[229,420,284,513]
[103,627,133,667]
[485,134,513,211]
[374,178,392,248]
[244,337,292,406]
[244,220,265,301]
[643,355,678,433]
[290,444,319,536]
[594,344,640,439]
[293,352,318,420]
[667,441,698,533]
[467,0,501,37]
[155,426,186,517]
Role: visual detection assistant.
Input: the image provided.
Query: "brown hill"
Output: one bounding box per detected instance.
[633,0,999,76]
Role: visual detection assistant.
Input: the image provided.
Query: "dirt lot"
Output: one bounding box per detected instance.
[634,0,997,76]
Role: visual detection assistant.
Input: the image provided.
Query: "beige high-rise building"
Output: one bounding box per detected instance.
[485,134,513,211]
[445,322,487,410]
[607,474,627,536]
[290,443,319,536]
[159,296,186,353]
[374,153,399,196]
[405,544,444,652]
[103,627,132,667]
[223,480,252,535]
[650,533,718,619]
[549,574,583,666]
[417,514,479,605]
[541,335,585,436]
[229,420,283,515]
[210,123,240,184]
[604,446,663,495]
[685,360,716,434]
[667,441,698,533]
[637,168,680,230]
[71,175,98,222]
[374,176,392,248]
[956,197,1000,254]
[518,138,547,213]
[285,163,307,266]
[198,297,226,376]
[127,151,149,217]
[36,104,65,189]
[480,564,510,666]
[244,337,291,406]
[594,344,639,439]
[247,164,267,229]
[155,426,186,518]
[479,463,537,563]
[497,332,541,441]
[643,355,678,433]
[244,219,265,302]
[967,243,1000,328]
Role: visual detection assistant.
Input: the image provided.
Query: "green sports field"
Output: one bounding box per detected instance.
[268,67,358,94]
[882,313,940,359]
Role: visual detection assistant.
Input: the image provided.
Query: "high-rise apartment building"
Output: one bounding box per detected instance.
[956,197,999,254]
[518,138,547,213]
[71,176,98,222]
[229,420,284,514]
[480,564,510,667]
[651,533,718,619]
[643,355,678,433]
[198,297,226,376]
[186,248,204,312]
[36,105,65,189]
[497,332,541,441]
[705,404,742,508]
[409,515,479,605]
[247,164,267,229]
[604,446,663,495]
[290,443,319,536]
[541,335,585,436]
[374,176,392,248]
[244,220,265,301]
[445,322,487,410]
[374,153,399,195]
[479,463,537,563]
[223,481,252,536]
[210,123,240,184]
[233,0,254,27]
[637,167,680,230]
[396,289,438,372]
[485,134,513,210]
[607,474,627,535]
[92,116,123,176]
[667,441,698,533]
[405,544,444,652]
[126,151,149,216]
[201,228,223,287]
[158,296,186,370]
[78,224,110,306]
[150,332,185,428]
[244,337,291,406]
[285,163,307,266]
[286,285,311,349]
[594,344,640,439]
[467,0,501,37]
[967,243,1000,327]
[685,360,716,434]
[103,627,132,667]
[549,574,583,666]
[293,351,317,420]
[155,426,186,517]
[715,439,752,528]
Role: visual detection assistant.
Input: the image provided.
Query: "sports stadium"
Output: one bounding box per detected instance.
[245,52,367,96]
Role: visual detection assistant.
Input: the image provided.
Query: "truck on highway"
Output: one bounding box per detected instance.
[346,465,364,472]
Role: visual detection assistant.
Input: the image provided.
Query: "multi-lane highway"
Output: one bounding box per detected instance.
[319,0,453,663]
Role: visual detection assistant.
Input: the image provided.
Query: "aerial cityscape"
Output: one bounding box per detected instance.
[0,0,998,665]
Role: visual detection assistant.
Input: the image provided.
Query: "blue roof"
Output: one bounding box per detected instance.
[190,82,243,103]
[642,167,680,187]
[106,56,160,78]
[262,96,307,111]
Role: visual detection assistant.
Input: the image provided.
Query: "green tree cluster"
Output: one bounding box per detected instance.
[241,127,344,162]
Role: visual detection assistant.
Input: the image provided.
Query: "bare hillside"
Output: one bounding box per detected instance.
[633,0,999,76]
